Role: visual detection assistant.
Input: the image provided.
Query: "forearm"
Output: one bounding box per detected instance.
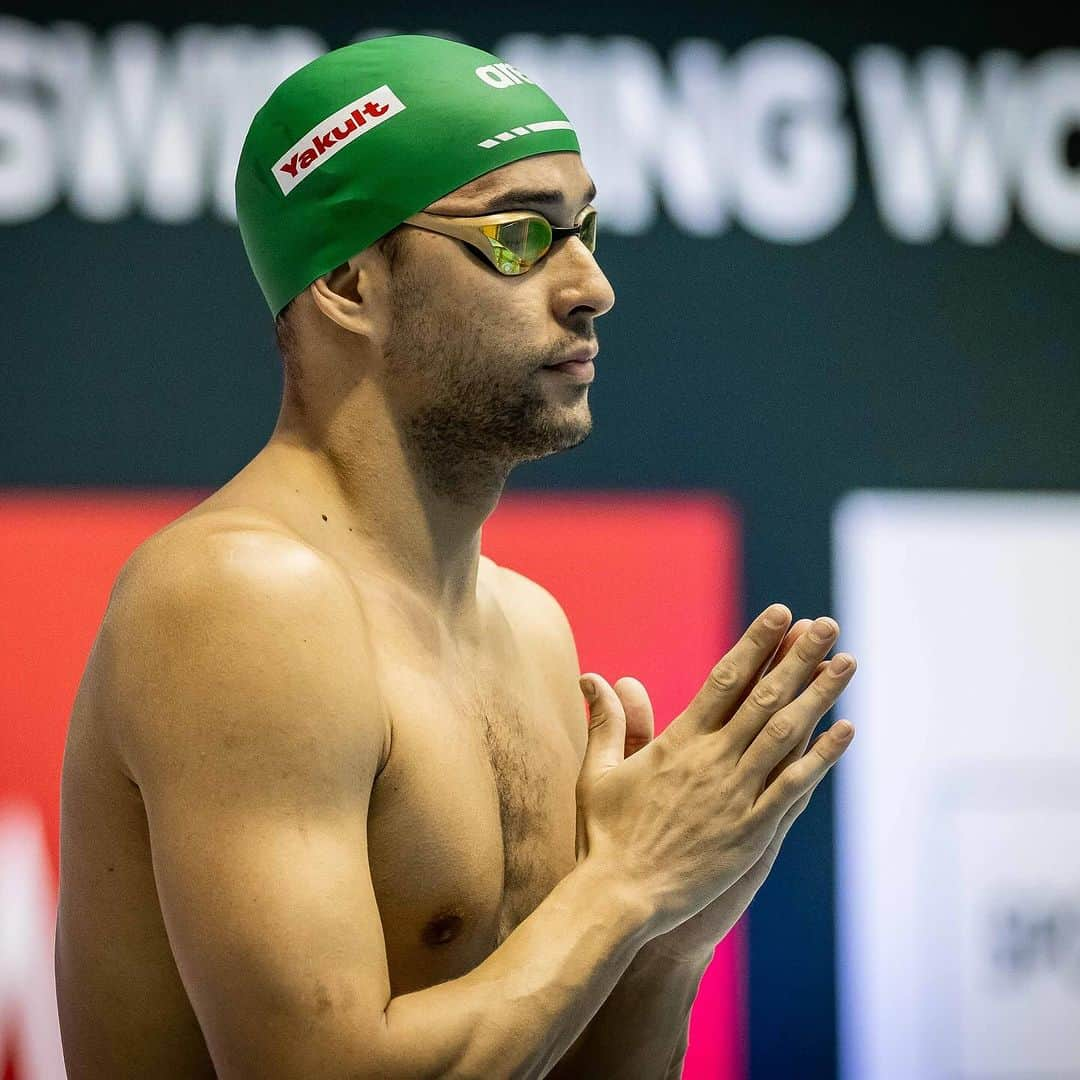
[382,858,653,1079]
[547,942,712,1079]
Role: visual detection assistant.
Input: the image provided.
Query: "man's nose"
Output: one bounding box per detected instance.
[553,240,616,320]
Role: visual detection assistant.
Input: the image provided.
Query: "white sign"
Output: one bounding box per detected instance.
[833,490,1080,1080]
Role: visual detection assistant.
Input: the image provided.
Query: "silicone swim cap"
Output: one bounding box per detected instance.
[235,34,581,317]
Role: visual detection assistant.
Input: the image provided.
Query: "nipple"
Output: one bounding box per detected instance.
[421,912,465,947]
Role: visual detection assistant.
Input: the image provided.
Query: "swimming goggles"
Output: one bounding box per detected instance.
[402,206,598,275]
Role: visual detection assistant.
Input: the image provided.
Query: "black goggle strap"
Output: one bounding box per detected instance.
[548,221,588,243]
[551,208,597,245]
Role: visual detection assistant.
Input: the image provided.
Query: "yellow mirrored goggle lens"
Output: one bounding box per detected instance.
[482,210,598,275]
[578,209,597,252]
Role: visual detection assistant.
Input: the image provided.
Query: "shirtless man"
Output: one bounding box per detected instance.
[55,35,856,1078]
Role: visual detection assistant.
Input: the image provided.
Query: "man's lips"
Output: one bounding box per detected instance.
[542,352,596,382]
[543,347,598,368]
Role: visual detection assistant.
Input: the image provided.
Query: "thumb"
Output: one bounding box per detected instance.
[579,673,627,778]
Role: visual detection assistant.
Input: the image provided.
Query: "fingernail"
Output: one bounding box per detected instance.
[579,677,597,699]
[833,720,853,738]
[764,605,788,628]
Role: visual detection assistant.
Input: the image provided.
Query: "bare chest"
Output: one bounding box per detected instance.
[366,635,581,997]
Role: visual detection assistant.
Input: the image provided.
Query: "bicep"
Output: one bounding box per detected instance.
[145,775,389,1078]
[110,532,393,1077]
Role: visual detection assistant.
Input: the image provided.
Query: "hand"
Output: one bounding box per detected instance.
[583,613,855,963]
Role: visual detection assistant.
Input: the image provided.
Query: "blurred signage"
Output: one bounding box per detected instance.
[1,17,1078,249]
[833,490,1080,1079]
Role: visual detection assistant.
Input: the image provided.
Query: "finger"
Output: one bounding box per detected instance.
[671,604,792,741]
[760,659,830,786]
[740,619,816,711]
[764,717,815,788]
[753,719,855,824]
[768,619,815,674]
[719,616,842,760]
[734,618,813,716]
[747,774,823,883]
[578,674,628,779]
[770,768,823,843]
[614,676,654,756]
[737,652,856,789]
[745,749,832,880]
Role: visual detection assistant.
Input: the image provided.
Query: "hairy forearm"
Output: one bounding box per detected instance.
[546,943,712,1079]
[382,858,653,1079]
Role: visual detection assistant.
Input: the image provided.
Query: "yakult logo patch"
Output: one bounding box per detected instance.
[273,85,406,195]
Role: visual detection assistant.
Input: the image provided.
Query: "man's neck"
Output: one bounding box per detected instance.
[240,417,505,629]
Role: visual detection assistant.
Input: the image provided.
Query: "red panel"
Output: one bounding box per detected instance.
[0,490,208,875]
[0,488,746,1079]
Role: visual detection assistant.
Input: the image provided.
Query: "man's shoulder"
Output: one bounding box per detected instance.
[482,558,586,751]
[115,507,352,615]
[482,557,572,639]
[93,509,387,781]
[96,508,368,713]
[482,558,581,691]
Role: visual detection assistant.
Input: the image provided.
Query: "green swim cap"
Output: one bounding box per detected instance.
[235,34,581,317]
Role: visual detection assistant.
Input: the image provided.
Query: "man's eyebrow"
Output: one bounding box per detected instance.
[477,181,598,211]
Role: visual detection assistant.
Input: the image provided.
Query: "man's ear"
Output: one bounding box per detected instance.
[307,248,389,338]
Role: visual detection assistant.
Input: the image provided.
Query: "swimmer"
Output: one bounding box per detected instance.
[54,34,856,1078]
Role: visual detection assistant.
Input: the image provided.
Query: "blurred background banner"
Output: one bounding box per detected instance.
[2,3,1078,1078]
[833,492,1080,1079]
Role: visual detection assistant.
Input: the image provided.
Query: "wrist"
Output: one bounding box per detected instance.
[575,855,657,950]
[637,936,716,970]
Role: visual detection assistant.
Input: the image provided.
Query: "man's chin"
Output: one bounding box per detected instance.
[514,418,592,463]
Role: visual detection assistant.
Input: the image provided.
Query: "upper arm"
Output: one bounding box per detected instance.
[101,528,393,1078]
